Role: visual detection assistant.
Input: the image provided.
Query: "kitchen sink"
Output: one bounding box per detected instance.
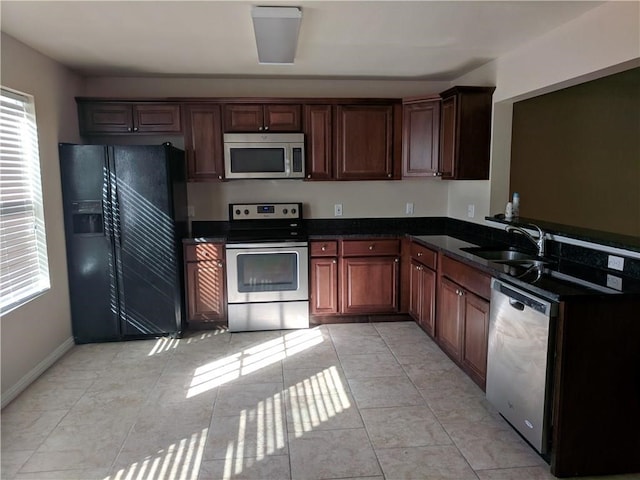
[461,246,553,266]
[461,246,538,261]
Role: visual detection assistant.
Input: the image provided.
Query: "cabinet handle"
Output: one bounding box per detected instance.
[417,252,423,257]
[433,172,443,177]
[387,173,392,178]
[307,174,311,179]
[394,258,399,263]
[217,261,223,267]
[369,245,375,250]
[258,126,264,131]
[332,259,337,264]
[264,126,269,131]
[133,127,139,132]
[127,127,132,132]
[218,175,223,180]
[321,245,327,251]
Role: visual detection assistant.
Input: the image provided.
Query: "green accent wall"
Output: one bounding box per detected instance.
[510,67,640,237]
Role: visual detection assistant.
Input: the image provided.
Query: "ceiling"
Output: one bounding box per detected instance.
[0,1,604,80]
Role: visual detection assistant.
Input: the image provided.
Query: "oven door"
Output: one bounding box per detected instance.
[226,242,309,304]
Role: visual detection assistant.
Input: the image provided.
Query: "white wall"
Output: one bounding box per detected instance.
[1,33,83,404]
[448,1,640,222]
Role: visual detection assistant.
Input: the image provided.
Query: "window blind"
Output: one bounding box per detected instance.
[0,87,50,314]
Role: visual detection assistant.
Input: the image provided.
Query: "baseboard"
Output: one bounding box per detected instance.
[1,336,75,409]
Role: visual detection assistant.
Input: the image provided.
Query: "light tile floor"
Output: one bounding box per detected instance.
[2,321,639,480]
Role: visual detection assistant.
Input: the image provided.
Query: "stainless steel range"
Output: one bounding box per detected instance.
[225,202,309,332]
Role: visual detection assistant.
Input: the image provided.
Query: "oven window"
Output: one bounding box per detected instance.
[230,148,285,173]
[236,252,298,292]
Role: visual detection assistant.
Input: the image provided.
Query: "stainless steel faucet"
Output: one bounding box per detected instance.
[505,223,546,257]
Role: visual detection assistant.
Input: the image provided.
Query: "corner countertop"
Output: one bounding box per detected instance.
[410,234,640,301]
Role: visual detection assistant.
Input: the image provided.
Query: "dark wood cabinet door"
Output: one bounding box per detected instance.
[408,261,422,321]
[78,103,134,134]
[310,257,339,315]
[133,104,182,133]
[439,96,456,179]
[462,291,490,389]
[419,266,436,337]
[223,104,264,132]
[186,260,226,323]
[341,256,399,314]
[436,276,464,361]
[264,104,301,131]
[223,104,301,132]
[403,99,441,177]
[184,104,224,181]
[304,105,333,180]
[335,105,395,180]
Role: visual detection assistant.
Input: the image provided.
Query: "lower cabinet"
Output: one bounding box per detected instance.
[184,243,226,327]
[310,240,339,315]
[408,242,437,337]
[310,238,400,316]
[436,254,491,390]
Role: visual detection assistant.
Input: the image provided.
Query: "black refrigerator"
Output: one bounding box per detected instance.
[59,143,188,343]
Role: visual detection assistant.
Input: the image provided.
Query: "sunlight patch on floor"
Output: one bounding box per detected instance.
[187,327,325,398]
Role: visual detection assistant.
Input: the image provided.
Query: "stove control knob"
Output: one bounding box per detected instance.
[291,208,297,215]
[244,209,249,215]
[235,209,241,216]
[283,208,288,214]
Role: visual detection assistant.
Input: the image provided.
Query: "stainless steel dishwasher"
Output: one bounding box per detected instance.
[486,278,558,454]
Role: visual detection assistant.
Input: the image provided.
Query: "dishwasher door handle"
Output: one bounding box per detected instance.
[509,299,525,311]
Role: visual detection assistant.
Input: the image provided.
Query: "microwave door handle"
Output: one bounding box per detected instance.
[284,146,291,177]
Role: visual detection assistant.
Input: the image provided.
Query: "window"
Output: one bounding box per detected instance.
[0,87,50,313]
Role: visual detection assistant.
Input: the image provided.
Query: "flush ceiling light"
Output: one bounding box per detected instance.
[251,6,302,64]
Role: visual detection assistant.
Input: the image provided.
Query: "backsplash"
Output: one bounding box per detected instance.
[191,216,640,281]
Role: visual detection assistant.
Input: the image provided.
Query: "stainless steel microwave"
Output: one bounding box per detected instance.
[223,133,305,179]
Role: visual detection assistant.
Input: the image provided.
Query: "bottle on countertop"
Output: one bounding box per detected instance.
[505,201,513,220]
[512,192,520,217]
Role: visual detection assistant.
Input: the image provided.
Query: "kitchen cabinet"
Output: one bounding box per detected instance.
[77,101,182,135]
[184,243,226,327]
[309,240,339,315]
[402,96,441,177]
[304,102,402,181]
[335,104,401,180]
[438,86,495,180]
[408,242,437,336]
[303,105,333,180]
[223,104,302,132]
[437,254,490,389]
[184,104,224,181]
[341,239,400,314]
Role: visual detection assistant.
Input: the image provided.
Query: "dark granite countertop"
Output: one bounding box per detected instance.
[411,234,640,301]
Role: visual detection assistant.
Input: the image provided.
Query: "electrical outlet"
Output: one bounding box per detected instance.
[467,204,475,218]
[606,274,623,290]
[187,205,195,218]
[607,255,625,271]
[406,202,414,215]
[334,203,343,217]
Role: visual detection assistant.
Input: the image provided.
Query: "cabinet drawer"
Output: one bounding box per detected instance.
[440,255,490,300]
[185,243,224,262]
[311,240,338,257]
[410,242,437,269]
[342,238,400,257]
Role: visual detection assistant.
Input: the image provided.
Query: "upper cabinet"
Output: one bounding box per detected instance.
[305,101,402,181]
[77,101,182,135]
[184,104,224,181]
[402,96,441,177]
[439,86,495,180]
[223,104,302,132]
[335,104,401,180]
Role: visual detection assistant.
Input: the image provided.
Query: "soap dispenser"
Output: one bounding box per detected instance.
[512,192,520,217]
